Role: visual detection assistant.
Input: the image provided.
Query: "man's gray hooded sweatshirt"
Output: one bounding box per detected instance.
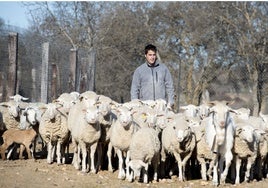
[130,61,174,105]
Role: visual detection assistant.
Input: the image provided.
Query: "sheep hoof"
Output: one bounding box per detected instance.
[81,169,88,173]
[127,177,133,182]
[118,174,126,180]
[212,180,219,186]
[73,164,80,170]
[90,169,97,174]
[108,167,114,172]
[152,180,158,183]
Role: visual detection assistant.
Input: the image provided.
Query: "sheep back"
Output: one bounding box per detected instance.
[129,127,160,163]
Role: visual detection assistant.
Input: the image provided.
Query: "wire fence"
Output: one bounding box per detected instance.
[0,25,94,103]
[1,25,268,114]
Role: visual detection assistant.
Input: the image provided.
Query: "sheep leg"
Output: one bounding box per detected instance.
[197,157,207,180]
[72,141,80,170]
[7,145,16,160]
[116,149,125,179]
[56,141,62,164]
[212,153,219,186]
[61,142,67,164]
[89,142,98,174]
[107,142,113,172]
[143,162,149,183]
[152,155,159,181]
[245,157,253,183]
[220,151,233,184]
[47,142,53,164]
[80,142,88,173]
[207,159,214,180]
[96,142,103,171]
[181,152,193,181]
[159,147,167,178]
[125,150,130,180]
[173,152,183,181]
[127,166,134,182]
[235,156,241,184]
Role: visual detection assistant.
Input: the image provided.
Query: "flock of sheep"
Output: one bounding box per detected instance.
[0,91,268,186]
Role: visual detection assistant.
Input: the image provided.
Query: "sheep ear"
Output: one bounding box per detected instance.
[0,102,8,107]
[226,100,234,106]
[236,127,242,134]
[207,101,216,107]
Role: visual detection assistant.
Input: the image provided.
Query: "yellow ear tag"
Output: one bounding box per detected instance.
[141,113,147,119]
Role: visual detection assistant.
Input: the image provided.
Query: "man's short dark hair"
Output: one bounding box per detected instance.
[145,44,157,54]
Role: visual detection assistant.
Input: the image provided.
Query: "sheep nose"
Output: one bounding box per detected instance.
[220,121,225,127]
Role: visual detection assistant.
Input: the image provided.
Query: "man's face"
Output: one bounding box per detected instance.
[145,50,157,65]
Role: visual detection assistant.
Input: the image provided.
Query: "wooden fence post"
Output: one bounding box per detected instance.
[41,42,49,104]
[79,58,87,93]
[6,32,18,101]
[69,48,78,92]
[31,68,37,102]
[87,49,96,91]
[0,72,4,102]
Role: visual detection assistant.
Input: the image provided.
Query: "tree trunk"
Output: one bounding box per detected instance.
[6,32,18,101]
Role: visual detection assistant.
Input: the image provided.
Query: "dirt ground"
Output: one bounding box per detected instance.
[1,151,268,188]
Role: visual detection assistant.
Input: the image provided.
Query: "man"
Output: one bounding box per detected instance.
[130,44,175,109]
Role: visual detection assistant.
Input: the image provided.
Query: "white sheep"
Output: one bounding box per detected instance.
[192,118,214,181]
[96,94,117,172]
[179,104,198,118]
[39,102,69,164]
[68,101,101,173]
[232,107,250,121]
[0,125,39,160]
[161,115,196,181]
[142,99,168,112]
[55,92,79,113]
[232,109,268,181]
[0,101,22,130]
[253,128,268,180]
[123,99,143,109]
[232,124,258,184]
[127,127,161,183]
[67,90,99,167]
[130,105,158,129]
[110,105,139,180]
